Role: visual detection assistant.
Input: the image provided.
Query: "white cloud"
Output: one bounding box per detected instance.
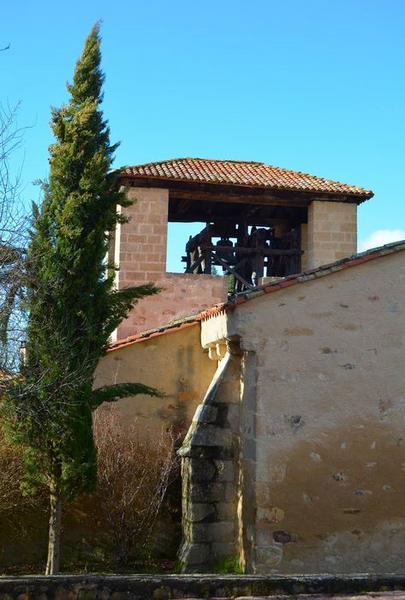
[359,229,405,252]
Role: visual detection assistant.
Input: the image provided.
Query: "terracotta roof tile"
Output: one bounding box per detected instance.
[107,317,199,352]
[109,240,405,352]
[199,239,405,319]
[120,158,373,199]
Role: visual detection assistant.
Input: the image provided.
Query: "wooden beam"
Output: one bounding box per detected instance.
[214,254,255,290]
[170,189,308,207]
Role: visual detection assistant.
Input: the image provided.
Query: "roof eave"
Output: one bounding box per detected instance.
[117,173,373,204]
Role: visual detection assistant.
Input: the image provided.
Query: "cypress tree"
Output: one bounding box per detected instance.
[2,24,159,574]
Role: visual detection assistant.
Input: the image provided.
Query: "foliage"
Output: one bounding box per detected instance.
[1,24,159,573]
[0,422,25,514]
[93,406,179,566]
[213,555,244,574]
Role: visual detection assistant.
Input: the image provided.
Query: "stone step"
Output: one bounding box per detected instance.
[182,596,405,600]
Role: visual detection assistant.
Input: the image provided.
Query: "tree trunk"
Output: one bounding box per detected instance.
[45,490,62,575]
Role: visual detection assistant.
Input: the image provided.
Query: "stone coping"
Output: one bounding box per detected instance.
[0,574,405,599]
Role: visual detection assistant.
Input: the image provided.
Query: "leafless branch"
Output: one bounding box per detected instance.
[0,104,29,373]
[93,406,179,565]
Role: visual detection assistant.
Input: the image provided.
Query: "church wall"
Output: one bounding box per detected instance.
[227,249,405,573]
[112,186,228,339]
[117,272,228,340]
[95,323,216,437]
[307,200,357,269]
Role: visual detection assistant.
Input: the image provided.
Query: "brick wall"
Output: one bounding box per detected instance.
[307,200,357,269]
[116,272,228,340]
[113,186,228,340]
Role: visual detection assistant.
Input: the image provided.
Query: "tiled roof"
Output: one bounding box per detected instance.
[200,239,405,319]
[120,158,373,199]
[109,240,405,351]
[108,316,199,352]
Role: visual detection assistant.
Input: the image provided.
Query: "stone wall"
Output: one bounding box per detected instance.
[113,186,228,339]
[222,248,405,573]
[306,200,357,269]
[179,346,241,572]
[1,573,405,598]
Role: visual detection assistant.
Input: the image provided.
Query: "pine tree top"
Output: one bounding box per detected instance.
[2,24,159,501]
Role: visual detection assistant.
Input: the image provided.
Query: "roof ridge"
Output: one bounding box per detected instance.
[122,157,266,167]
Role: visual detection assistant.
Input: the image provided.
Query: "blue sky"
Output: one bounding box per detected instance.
[2,0,405,271]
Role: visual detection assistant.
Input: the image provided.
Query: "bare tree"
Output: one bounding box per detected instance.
[0,104,28,373]
[93,406,179,566]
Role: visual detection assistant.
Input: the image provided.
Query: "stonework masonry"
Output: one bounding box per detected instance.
[178,245,405,574]
[306,200,357,269]
[179,346,242,572]
[112,189,361,340]
[113,186,228,339]
[1,574,405,598]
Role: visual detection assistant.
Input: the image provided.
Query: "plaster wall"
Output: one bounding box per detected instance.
[95,323,216,436]
[113,186,227,339]
[227,250,405,573]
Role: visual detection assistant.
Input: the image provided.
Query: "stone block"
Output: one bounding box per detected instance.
[193,404,218,424]
[189,482,227,502]
[307,200,357,269]
[211,541,237,558]
[224,482,236,502]
[187,502,217,522]
[180,542,210,565]
[243,438,256,460]
[226,404,241,429]
[189,459,217,482]
[214,459,235,482]
[189,521,235,543]
[191,425,233,448]
[216,501,236,521]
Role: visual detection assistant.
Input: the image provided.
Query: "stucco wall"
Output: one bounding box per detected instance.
[225,250,405,573]
[95,323,216,436]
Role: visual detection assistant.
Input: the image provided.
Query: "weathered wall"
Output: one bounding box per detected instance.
[307,201,357,269]
[224,249,405,573]
[113,186,228,339]
[95,323,216,436]
[179,347,241,572]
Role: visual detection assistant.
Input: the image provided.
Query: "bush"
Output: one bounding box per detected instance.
[93,406,179,566]
[0,425,24,514]
[0,408,180,571]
